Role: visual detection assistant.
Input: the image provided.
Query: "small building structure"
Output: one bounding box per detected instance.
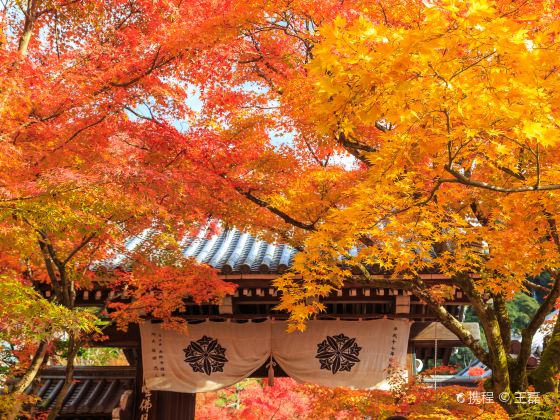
[36,228,479,419]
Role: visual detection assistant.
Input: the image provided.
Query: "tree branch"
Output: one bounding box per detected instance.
[109,50,177,88]
[493,293,511,354]
[235,187,316,231]
[62,232,97,266]
[124,106,162,125]
[411,276,489,365]
[352,262,488,363]
[444,164,560,193]
[336,132,376,165]
[38,239,62,300]
[524,280,551,294]
[46,116,107,157]
[17,0,37,56]
[518,273,560,373]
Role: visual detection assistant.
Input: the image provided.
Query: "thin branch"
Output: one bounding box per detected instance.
[444,165,560,193]
[110,50,177,88]
[47,116,107,156]
[524,279,551,294]
[544,66,558,80]
[378,1,389,25]
[428,63,448,86]
[236,187,316,231]
[337,132,376,165]
[450,51,496,81]
[496,164,526,181]
[62,232,97,266]
[36,0,80,17]
[124,106,162,125]
[302,137,323,166]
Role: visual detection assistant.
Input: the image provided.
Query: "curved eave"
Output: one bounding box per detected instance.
[182,228,296,275]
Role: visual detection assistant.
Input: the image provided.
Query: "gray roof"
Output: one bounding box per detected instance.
[37,366,135,417]
[182,228,296,274]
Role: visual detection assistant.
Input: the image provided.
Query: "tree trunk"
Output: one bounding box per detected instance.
[6,339,49,420]
[508,358,527,394]
[516,275,560,393]
[17,0,37,56]
[490,347,517,413]
[484,319,518,414]
[454,278,521,413]
[46,333,78,420]
[530,316,560,393]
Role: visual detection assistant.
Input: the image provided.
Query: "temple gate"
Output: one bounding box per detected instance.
[35,228,477,419]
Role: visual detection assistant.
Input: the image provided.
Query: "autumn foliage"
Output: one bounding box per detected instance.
[2,0,560,418]
[197,378,509,420]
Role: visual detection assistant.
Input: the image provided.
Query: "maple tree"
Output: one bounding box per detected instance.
[0,0,244,417]
[162,0,560,413]
[2,0,560,417]
[0,273,98,416]
[283,1,560,409]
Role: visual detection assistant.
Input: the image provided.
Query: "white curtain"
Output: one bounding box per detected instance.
[140,320,271,393]
[140,319,411,393]
[271,319,410,390]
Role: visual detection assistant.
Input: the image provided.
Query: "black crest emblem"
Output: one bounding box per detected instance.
[315,333,361,374]
[184,336,228,375]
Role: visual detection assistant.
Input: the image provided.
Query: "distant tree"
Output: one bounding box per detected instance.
[506,294,540,336]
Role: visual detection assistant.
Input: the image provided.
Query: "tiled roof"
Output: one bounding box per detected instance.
[37,366,135,417]
[182,228,296,274]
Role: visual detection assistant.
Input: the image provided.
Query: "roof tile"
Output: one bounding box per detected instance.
[183,228,296,274]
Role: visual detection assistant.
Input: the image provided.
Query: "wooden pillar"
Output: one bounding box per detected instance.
[134,337,143,420]
[148,391,196,420]
[135,329,196,420]
[406,344,415,382]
